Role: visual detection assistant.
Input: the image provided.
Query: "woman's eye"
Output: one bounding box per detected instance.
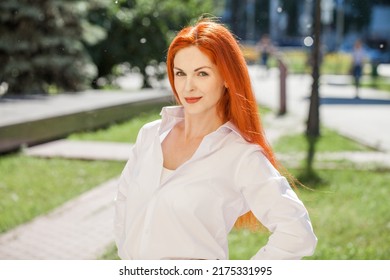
[176,71,186,77]
[198,71,208,77]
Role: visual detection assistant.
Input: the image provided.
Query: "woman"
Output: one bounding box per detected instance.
[114,19,317,260]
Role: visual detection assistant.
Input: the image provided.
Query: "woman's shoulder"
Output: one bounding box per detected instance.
[141,119,162,130]
[224,134,280,180]
[136,119,162,140]
[221,123,263,153]
[221,130,271,167]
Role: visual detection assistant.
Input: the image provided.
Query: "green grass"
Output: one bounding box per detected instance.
[69,106,271,143]
[320,52,353,75]
[272,127,372,153]
[361,77,390,93]
[300,168,390,259]
[68,108,162,143]
[276,50,352,74]
[0,154,124,233]
[283,51,353,75]
[282,50,310,74]
[282,50,390,92]
[233,168,390,260]
[99,229,270,260]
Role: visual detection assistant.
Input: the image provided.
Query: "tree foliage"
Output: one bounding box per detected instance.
[0,0,216,94]
[86,0,215,88]
[0,0,97,94]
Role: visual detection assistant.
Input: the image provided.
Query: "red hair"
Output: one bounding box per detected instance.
[166,19,279,230]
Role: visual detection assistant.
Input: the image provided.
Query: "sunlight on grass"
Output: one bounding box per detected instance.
[228,229,270,259]
[273,127,371,153]
[0,154,124,233]
[283,50,353,75]
[321,52,352,75]
[69,108,162,143]
[283,50,310,74]
[298,168,390,259]
[99,229,270,260]
[361,77,390,93]
[69,106,270,143]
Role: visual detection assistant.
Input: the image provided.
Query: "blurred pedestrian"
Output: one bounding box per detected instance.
[256,34,275,75]
[351,39,366,98]
[114,18,317,260]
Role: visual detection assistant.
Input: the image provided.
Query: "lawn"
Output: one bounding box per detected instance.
[361,76,390,93]
[238,166,390,260]
[279,50,390,93]
[68,108,162,143]
[68,105,271,142]
[299,168,390,259]
[0,154,124,233]
[272,126,372,153]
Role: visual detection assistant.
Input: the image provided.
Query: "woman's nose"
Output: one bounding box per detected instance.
[184,76,195,92]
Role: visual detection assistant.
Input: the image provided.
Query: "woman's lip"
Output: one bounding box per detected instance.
[185,97,202,104]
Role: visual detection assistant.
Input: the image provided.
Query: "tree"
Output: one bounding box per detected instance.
[305,0,321,182]
[0,0,97,95]
[85,0,167,88]
[86,0,215,88]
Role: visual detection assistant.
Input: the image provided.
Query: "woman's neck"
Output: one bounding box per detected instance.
[181,111,224,141]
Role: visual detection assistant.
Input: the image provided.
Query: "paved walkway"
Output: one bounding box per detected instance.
[0,178,118,259]
[0,68,389,260]
[25,140,132,162]
[251,67,390,152]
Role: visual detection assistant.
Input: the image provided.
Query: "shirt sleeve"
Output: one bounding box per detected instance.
[113,125,145,257]
[237,150,317,260]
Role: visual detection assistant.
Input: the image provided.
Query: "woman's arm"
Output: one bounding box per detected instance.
[113,153,135,255]
[113,125,146,258]
[238,151,317,260]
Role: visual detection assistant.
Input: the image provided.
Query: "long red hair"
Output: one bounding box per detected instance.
[166,19,279,229]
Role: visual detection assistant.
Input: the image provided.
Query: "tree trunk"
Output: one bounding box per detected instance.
[306,0,321,175]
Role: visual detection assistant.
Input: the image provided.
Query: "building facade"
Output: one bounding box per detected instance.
[221,0,390,55]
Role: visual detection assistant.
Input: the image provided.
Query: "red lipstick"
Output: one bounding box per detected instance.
[185,97,202,104]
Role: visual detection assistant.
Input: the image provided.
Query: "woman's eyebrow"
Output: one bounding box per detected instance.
[194,66,212,72]
[174,66,212,72]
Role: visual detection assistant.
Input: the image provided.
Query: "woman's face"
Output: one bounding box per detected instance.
[173,46,225,118]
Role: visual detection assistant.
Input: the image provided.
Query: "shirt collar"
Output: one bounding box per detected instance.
[159,106,184,135]
[159,106,244,140]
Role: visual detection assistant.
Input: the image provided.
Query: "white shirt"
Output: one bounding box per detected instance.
[114,106,317,260]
